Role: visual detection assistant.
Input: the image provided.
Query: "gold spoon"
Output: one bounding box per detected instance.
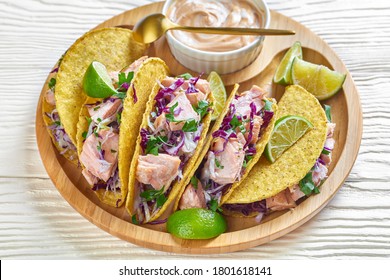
[133,13,295,44]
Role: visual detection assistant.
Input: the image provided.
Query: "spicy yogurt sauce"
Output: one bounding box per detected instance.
[166,0,265,52]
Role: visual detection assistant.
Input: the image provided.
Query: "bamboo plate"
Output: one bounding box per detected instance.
[35,1,362,254]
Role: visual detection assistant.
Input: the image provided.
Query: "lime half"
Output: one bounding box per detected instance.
[83,61,118,98]
[167,208,227,239]
[291,57,346,100]
[265,115,313,163]
[273,41,303,85]
[207,71,227,121]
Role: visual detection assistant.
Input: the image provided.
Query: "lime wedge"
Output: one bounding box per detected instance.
[273,41,302,85]
[265,115,313,163]
[291,57,346,100]
[207,71,227,121]
[83,61,118,98]
[167,208,227,239]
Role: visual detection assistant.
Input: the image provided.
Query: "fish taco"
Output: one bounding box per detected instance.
[175,85,278,211]
[76,57,169,207]
[223,85,336,218]
[42,58,78,165]
[48,27,147,162]
[126,74,214,224]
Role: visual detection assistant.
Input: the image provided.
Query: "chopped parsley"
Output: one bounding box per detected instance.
[324,104,332,122]
[131,214,139,225]
[215,158,224,169]
[116,112,122,124]
[166,102,179,122]
[178,73,192,80]
[117,71,134,91]
[97,141,102,152]
[82,131,87,139]
[230,115,246,134]
[194,100,210,119]
[140,188,167,208]
[299,172,320,196]
[242,155,254,168]
[190,176,198,189]
[182,119,198,132]
[113,91,126,100]
[263,99,273,111]
[209,198,222,212]
[48,78,56,90]
[145,135,168,156]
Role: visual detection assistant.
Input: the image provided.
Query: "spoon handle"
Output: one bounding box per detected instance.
[171,26,295,36]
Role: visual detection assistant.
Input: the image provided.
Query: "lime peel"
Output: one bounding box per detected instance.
[265,115,313,163]
[167,208,227,240]
[273,41,303,85]
[207,71,227,121]
[291,57,346,100]
[83,61,118,98]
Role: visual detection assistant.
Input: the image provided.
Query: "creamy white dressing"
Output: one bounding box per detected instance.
[166,0,264,52]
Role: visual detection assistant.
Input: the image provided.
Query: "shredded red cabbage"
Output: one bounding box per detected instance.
[185,75,200,94]
[261,110,274,130]
[92,168,120,192]
[148,218,167,225]
[140,128,149,153]
[50,67,58,73]
[163,130,185,156]
[154,79,185,116]
[223,200,267,216]
[244,102,257,149]
[132,83,137,103]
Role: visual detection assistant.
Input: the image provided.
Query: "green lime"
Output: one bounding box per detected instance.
[83,61,118,98]
[167,208,227,239]
[273,41,302,85]
[207,71,227,121]
[265,115,313,163]
[291,57,346,100]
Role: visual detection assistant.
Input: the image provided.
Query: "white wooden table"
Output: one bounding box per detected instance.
[1,0,389,259]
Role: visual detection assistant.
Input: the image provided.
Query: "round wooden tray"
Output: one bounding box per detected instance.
[35,1,362,254]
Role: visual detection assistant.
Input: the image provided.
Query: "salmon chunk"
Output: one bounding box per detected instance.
[178,180,206,210]
[136,154,181,191]
[87,98,122,123]
[45,88,56,106]
[245,115,264,144]
[207,138,245,185]
[109,56,148,84]
[232,85,266,117]
[80,129,119,182]
[161,77,209,106]
[167,92,200,131]
[266,189,296,211]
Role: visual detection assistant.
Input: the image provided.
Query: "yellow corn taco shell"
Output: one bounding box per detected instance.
[76,58,169,207]
[173,84,278,211]
[126,80,214,223]
[42,62,78,165]
[224,85,328,206]
[56,27,147,149]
